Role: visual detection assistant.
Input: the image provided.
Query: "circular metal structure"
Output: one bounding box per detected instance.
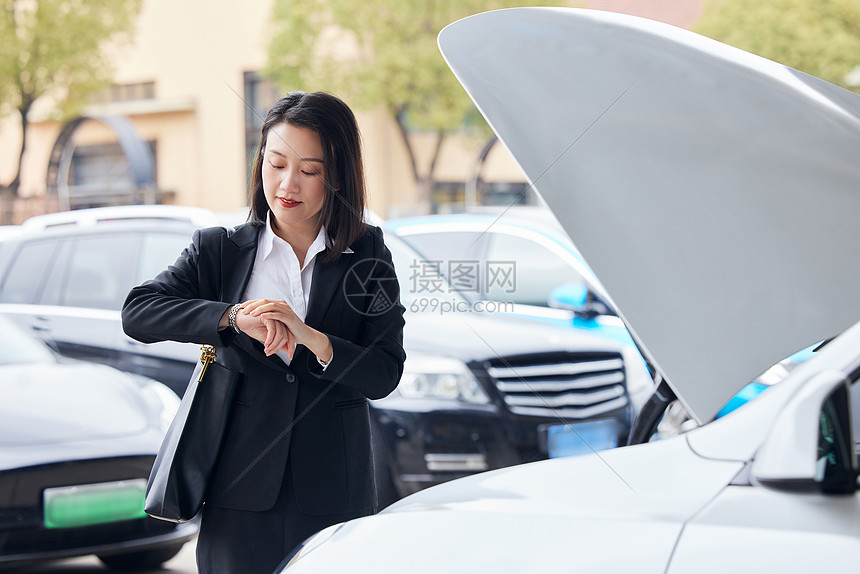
[46,115,157,210]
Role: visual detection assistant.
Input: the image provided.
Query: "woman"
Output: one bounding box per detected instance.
[122,91,406,573]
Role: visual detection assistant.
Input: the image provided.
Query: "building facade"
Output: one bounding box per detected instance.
[0,0,707,222]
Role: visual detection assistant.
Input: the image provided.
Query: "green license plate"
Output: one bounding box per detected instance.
[43,479,148,528]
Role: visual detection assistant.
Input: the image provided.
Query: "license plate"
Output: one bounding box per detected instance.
[43,479,148,529]
[546,419,620,458]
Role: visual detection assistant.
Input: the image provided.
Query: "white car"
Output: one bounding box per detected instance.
[275,8,860,573]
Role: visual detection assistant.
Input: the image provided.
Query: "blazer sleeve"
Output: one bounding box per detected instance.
[122,227,234,347]
[305,229,406,400]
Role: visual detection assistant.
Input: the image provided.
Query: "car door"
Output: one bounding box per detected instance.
[115,230,201,394]
[0,238,63,341]
[38,233,142,369]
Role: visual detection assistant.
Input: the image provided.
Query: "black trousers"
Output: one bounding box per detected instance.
[196,462,369,574]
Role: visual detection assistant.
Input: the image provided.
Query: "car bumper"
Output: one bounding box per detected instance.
[372,398,630,496]
[0,455,199,567]
[0,515,198,567]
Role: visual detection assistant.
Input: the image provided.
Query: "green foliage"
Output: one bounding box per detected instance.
[266,0,562,134]
[0,0,143,118]
[696,0,860,92]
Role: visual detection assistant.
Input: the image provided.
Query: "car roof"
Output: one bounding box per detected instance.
[386,209,573,243]
[0,226,22,242]
[7,219,199,245]
[21,205,222,231]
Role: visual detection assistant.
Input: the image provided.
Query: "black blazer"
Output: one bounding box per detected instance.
[122,223,406,516]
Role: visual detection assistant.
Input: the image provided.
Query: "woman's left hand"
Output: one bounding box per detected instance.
[262,315,297,358]
[242,299,332,363]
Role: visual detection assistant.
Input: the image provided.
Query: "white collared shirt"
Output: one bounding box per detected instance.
[242,214,353,367]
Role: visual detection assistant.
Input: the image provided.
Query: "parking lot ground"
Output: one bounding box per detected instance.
[8,537,198,573]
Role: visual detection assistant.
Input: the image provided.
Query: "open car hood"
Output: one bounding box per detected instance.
[438,8,860,422]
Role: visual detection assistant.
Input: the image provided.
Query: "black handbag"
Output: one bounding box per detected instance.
[145,345,240,522]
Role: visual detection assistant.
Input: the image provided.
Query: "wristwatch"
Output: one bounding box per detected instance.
[228,303,242,334]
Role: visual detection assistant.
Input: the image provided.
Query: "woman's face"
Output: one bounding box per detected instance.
[262,122,328,236]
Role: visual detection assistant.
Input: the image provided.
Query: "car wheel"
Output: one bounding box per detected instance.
[97,542,185,571]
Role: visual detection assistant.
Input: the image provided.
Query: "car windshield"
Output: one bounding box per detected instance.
[0,316,56,365]
[385,232,470,311]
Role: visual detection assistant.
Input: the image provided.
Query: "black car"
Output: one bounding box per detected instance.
[0,315,197,569]
[0,206,636,506]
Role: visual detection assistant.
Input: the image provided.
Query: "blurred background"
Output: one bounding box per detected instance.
[1,0,857,570]
[1,0,857,225]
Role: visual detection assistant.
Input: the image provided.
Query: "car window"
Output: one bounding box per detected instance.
[0,240,59,304]
[396,231,487,303]
[138,232,193,283]
[485,232,586,306]
[0,241,15,277]
[386,234,468,310]
[399,231,483,264]
[39,240,74,306]
[64,235,140,311]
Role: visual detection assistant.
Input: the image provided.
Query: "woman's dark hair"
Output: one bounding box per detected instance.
[248,91,367,261]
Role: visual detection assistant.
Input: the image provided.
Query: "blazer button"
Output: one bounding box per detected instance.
[285,373,296,383]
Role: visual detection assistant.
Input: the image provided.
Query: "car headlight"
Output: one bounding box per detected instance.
[149,383,181,432]
[279,522,344,570]
[129,374,181,433]
[398,355,490,404]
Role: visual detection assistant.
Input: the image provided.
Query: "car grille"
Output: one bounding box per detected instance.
[485,352,628,419]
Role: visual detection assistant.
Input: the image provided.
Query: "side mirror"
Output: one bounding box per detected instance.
[751,370,856,494]
[548,283,589,312]
[549,283,614,319]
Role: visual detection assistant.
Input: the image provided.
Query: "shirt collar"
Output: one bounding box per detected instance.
[261,213,354,265]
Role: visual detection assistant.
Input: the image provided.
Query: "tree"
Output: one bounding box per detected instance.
[0,0,142,223]
[266,0,561,211]
[695,0,860,93]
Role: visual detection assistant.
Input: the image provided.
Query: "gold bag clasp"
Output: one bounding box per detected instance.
[198,345,216,382]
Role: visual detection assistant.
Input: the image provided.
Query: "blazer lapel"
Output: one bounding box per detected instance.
[304,251,353,331]
[220,224,258,304]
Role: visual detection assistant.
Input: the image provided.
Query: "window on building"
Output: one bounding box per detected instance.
[244,71,282,189]
[481,182,533,207]
[431,181,536,214]
[90,81,156,105]
[68,141,158,208]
